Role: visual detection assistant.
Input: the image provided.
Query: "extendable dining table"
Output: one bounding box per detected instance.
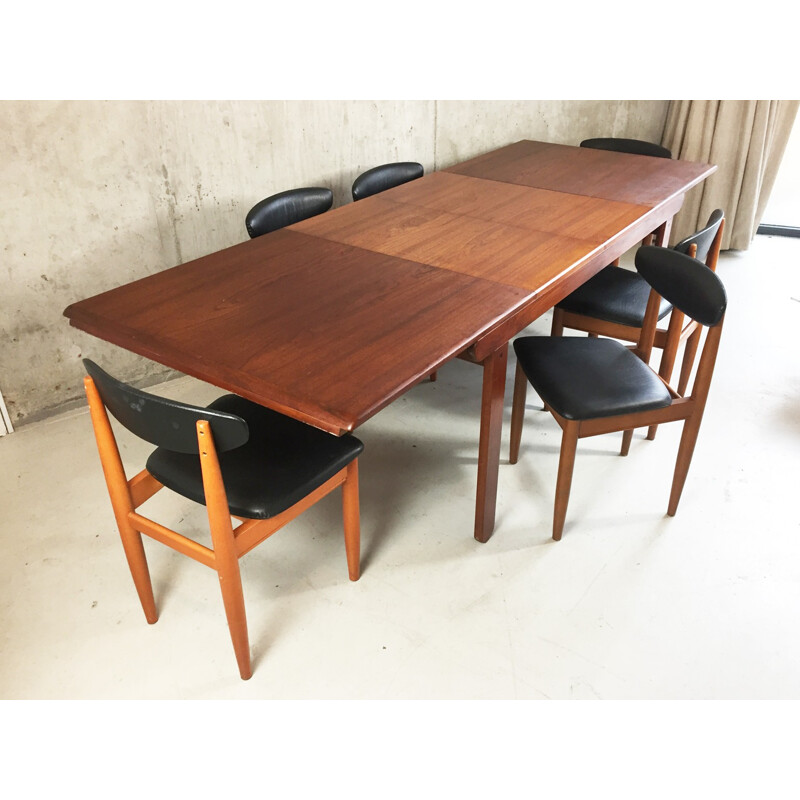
[64,139,715,543]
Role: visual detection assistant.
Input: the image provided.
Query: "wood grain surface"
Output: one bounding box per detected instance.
[66,229,530,434]
[65,139,715,541]
[445,140,714,206]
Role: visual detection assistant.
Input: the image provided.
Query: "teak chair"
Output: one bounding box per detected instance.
[552,210,725,438]
[246,187,333,238]
[352,161,424,201]
[83,359,363,680]
[510,246,727,542]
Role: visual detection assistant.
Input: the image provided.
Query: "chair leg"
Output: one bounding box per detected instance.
[509,361,528,464]
[198,420,251,680]
[620,429,634,456]
[551,308,565,336]
[84,378,158,624]
[677,327,703,397]
[342,460,361,581]
[553,422,580,541]
[118,524,159,625]
[215,551,252,680]
[430,371,438,382]
[667,415,704,517]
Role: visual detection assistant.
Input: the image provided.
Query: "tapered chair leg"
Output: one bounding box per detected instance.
[342,460,361,581]
[553,422,580,541]
[198,420,251,680]
[509,361,528,465]
[620,429,634,456]
[216,553,252,680]
[85,377,158,624]
[118,524,159,625]
[206,493,251,679]
[667,415,704,517]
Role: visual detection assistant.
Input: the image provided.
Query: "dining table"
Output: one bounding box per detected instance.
[63,139,716,543]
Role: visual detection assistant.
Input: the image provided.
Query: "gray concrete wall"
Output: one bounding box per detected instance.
[1,99,668,425]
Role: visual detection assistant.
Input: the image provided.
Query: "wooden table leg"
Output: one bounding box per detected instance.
[474,343,508,543]
[652,217,673,247]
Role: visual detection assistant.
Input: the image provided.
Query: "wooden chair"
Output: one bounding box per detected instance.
[246,187,333,238]
[552,210,725,438]
[83,359,363,680]
[352,161,424,201]
[510,246,727,541]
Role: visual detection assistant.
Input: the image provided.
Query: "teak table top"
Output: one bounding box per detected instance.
[66,228,531,434]
[64,139,715,540]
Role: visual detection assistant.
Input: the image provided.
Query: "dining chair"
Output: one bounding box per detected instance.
[82,359,363,680]
[510,246,727,541]
[552,210,725,438]
[351,161,424,201]
[579,137,673,160]
[246,187,333,238]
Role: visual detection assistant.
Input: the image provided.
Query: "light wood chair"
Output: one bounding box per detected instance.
[83,359,363,680]
[510,246,728,541]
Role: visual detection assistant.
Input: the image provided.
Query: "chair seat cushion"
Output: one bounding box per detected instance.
[513,337,672,421]
[146,395,364,519]
[556,265,672,327]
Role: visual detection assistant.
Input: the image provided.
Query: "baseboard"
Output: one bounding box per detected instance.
[757,224,800,238]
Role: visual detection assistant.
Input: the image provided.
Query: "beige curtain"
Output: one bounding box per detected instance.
[661,100,799,250]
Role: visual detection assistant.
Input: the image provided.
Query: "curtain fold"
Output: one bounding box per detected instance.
[661,100,799,250]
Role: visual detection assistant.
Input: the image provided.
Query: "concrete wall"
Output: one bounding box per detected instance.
[1,99,669,425]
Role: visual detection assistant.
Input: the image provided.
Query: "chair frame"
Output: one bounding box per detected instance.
[84,375,361,680]
[510,271,726,542]
[552,218,724,439]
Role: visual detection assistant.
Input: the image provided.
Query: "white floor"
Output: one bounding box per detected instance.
[2,234,799,702]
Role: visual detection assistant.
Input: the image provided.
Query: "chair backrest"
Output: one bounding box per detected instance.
[580,137,672,159]
[83,359,249,454]
[635,247,727,328]
[352,161,424,201]
[672,209,725,265]
[246,187,333,239]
